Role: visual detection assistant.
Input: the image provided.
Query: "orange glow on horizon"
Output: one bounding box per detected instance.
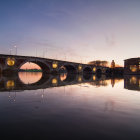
[109,64,123,68]
[20,62,41,69]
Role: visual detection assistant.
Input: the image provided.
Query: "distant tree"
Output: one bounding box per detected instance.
[88,60,109,67]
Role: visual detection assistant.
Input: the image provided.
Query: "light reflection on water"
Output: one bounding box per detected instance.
[60,73,67,81]
[18,72,42,84]
[0,73,140,139]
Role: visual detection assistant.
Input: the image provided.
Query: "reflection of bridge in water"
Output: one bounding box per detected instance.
[0,72,140,92]
[0,54,110,75]
[0,72,123,92]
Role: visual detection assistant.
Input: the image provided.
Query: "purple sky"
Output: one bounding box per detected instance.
[0,0,140,66]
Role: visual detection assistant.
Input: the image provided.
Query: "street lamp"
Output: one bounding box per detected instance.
[9,49,12,55]
[64,55,66,61]
[14,46,17,55]
[45,48,47,58]
[35,48,37,57]
[42,48,47,58]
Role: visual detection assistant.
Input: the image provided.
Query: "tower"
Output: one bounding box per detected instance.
[111,60,115,68]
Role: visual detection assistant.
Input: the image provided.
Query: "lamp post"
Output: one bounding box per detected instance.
[9,49,12,55]
[14,46,17,55]
[35,48,37,57]
[42,49,45,58]
[45,48,47,58]
[42,48,47,58]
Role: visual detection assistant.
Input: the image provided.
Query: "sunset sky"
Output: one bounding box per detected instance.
[0,0,140,66]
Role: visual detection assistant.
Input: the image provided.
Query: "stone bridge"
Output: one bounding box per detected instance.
[0,54,109,74]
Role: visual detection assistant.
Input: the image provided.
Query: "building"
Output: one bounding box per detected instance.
[124,75,140,91]
[124,58,140,75]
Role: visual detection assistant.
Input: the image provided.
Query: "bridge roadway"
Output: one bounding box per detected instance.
[0,54,109,74]
[0,73,116,92]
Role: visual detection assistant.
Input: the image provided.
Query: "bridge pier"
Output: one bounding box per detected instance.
[2,68,19,77]
[50,70,59,75]
[0,67,1,74]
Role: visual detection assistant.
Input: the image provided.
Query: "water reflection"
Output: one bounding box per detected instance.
[18,72,42,84]
[6,80,15,89]
[51,78,58,86]
[0,73,140,139]
[124,75,140,91]
[0,73,140,92]
[60,73,67,81]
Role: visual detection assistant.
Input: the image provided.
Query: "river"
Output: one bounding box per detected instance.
[0,72,140,139]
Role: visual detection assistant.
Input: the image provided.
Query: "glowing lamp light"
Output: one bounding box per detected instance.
[78,65,82,71]
[78,76,82,82]
[6,80,15,89]
[93,67,96,72]
[52,61,58,69]
[52,78,58,86]
[93,75,96,81]
[60,73,67,81]
[130,76,137,84]
[7,58,15,66]
[130,65,137,72]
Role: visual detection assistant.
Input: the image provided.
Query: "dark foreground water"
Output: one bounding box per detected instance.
[0,72,140,140]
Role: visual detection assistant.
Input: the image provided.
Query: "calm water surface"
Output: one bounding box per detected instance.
[0,72,140,139]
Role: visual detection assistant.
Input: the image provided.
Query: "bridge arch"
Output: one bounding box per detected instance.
[83,66,92,74]
[83,73,92,81]
[59,64,77,74]
[18,72,51,88]
[105,69,110,74]
[62,73,77,83]
[0,64,2,74]
[96,68,102,74]
[18,72,43,84]
[19,60,51,73]
[58,66,67,73]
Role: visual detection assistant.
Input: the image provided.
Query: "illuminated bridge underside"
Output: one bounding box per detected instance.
[0,54,109,74]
